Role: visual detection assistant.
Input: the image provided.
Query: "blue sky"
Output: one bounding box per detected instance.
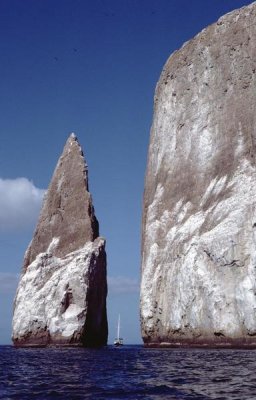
[0,0,253,344]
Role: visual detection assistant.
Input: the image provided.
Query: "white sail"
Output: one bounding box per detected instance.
[114,314,123,346]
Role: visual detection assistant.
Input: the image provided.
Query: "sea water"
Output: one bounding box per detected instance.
[0,345,255,399]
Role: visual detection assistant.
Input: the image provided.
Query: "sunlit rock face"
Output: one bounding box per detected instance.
[12,134,108,347]
[141,2,256,347]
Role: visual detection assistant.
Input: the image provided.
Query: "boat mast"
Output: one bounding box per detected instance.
[117,314,120,340]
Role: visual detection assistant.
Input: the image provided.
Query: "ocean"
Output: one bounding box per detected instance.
[0,345,255,399]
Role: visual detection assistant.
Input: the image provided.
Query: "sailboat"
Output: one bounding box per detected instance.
[114,314,123,346]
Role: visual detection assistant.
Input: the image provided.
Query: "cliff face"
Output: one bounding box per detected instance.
[141,2,256,347]
[12,134,107,347]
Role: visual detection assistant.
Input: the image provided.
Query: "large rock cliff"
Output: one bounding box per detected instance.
[141,2,256,347]
[12,134,108,347]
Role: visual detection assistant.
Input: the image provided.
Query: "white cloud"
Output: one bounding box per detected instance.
[0,177,45,232]
[108,276,140,294]
[0,273,19,294]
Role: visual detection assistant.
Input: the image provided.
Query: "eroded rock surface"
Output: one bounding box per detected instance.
[141,2,256,347]
[12,134,107,347]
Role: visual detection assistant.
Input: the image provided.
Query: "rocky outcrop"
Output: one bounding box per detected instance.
[12,134,107,347]
[140,2,256,347]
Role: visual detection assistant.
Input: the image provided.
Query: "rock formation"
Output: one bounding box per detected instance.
[141,2,256,347]
[12,133,108,347]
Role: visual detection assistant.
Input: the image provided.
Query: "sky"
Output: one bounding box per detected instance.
[0,0,253,345]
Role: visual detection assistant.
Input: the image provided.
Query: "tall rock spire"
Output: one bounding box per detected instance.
[12,134,107,347]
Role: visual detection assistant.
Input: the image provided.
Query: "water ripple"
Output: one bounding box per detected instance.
[0,346,256,399]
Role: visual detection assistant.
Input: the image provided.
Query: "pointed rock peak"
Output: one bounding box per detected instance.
[65,132,80,149]
[69,132,77,140]
[62,132,85,161]
[23,135,99,270]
